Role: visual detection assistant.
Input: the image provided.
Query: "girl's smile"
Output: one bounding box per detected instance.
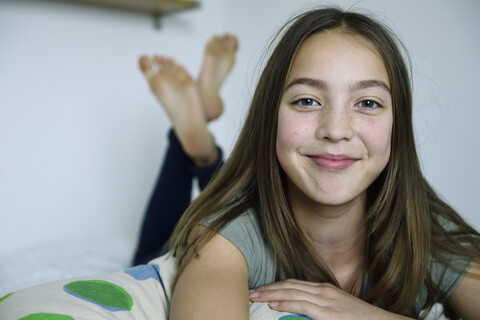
[307,153,359,171]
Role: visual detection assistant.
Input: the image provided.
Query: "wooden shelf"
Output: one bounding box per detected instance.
[60,0,199,15]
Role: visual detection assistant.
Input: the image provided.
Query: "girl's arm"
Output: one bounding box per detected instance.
[447,260,480,320]
[170,228,249,319]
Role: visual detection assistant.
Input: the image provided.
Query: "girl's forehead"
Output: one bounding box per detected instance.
[287,30,389,86]
[297,31,383,65]
[301,29,379,52]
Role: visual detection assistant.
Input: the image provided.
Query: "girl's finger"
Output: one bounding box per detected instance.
[268,299,327,320]
[255,280,336,294]
[249,288,331,309]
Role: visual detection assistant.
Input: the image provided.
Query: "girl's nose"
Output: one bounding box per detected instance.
[315,105,354,142]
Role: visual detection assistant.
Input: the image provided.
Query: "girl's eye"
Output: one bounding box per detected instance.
[355,99,381,109]
[293,98,319,107]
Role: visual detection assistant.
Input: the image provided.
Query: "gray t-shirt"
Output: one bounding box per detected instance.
[212,208,472,315]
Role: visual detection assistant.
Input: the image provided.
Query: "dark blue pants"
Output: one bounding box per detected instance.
[132,130,223,265]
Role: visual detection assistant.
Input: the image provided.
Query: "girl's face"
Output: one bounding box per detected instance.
[276,30,393,209]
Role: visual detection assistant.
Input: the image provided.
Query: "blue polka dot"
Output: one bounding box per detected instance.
[124,265,162,284]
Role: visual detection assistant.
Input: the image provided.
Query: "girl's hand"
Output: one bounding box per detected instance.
[249,279,411,320]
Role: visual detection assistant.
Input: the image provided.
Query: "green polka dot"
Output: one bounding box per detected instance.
[19,313,74,320]
[63,280,133,311]
[0,292,14,303]
[279,316,311,320]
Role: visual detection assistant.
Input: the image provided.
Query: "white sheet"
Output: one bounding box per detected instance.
[0,236,135,296]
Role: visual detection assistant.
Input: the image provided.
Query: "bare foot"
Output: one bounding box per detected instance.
[139,55,218,166]
[198,34,238,121]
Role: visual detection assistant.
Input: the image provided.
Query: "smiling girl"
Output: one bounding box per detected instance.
[1,6,478,320]
[169,7,480,320]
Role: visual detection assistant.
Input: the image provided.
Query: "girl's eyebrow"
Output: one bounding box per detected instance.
[351,80,391,95]
[284,77,391,95]
[284,77,327,91]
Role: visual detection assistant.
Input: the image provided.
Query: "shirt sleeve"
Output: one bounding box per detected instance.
[202,209,277,289]
[429,255,473,301]
[430,215,474,301]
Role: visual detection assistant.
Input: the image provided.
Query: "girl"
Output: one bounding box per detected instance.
[1,7,478,320]
[169,7,480,320]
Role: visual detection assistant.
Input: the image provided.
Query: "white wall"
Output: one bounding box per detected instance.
[1,0,479,260]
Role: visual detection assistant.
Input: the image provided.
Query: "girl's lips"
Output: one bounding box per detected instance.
[308,154,358,171]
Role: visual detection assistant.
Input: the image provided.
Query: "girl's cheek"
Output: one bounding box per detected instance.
[362,118,392,155]
[277,111,310,148]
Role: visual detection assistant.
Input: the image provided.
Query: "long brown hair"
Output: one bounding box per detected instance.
[170,7,480,318]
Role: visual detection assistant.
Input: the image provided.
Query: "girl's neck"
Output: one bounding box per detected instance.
[288,184,368,287]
